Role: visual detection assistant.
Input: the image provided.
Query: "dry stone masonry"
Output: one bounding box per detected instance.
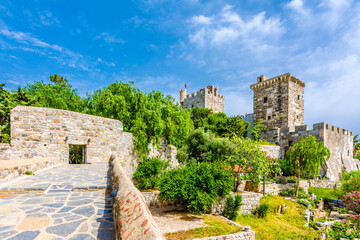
[180,85,225,113]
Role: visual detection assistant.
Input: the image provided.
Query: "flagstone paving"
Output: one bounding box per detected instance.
[0,163,113,240]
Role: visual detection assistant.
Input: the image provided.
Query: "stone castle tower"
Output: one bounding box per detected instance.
[180,85,224,113]
[250,73,305,131]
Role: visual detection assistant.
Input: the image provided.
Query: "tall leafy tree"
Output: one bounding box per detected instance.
[86,81,193,154]
[286,135,331,197]
[191,107,212,128]
[227,137,281,188]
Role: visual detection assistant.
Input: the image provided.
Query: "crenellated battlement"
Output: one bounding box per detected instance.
[250,73,305,91]
[180,85,224,113]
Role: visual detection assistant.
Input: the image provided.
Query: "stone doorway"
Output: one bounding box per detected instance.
[69,145,86,164]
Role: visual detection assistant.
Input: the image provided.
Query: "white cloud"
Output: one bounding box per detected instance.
[95,32,126,44]
[0,25,95,71]
[188,6,284,49]
[191,15,212,25]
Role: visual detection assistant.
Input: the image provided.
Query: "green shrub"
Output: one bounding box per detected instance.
[308,187,342,201]
[159,161,233,213]
[286,176,297,183]
[25,170,33,175]
[133,157,169,189]
[276,178,287,184]
[327,221,360,240]
[280,187,308,198]
[223,194,242,221]
[253,203,269,218]
[296,199,311,208]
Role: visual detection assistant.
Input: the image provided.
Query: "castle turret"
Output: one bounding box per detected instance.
[180,89,187,105]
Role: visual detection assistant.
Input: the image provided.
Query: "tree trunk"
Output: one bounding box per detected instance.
[295,156,300,197]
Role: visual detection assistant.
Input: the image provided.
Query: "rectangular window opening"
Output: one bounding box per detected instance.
[69,145,86,164]
[264,97,268,103]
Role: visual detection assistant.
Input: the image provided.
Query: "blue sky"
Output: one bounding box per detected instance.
[0,0,359,135]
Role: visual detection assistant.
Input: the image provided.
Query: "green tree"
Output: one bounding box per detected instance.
[133,157,170,189]
[286,135,330,197]
[49,74,72,88]
[87,81,193,154]
[23,79,85,113]
[250,120,265,141]
[191,107,212,129]
[0,83,14,142]
[200,112,248,138]
[185,128,233,163]
[227,137,281,187]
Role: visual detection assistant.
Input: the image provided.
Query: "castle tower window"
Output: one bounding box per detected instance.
[297,95,300,100]
[268,115,272,120]
[264,97,268,103]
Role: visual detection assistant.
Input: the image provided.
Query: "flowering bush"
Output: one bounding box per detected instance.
[342,191,360,214]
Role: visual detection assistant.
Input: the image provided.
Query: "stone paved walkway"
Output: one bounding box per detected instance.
[0,163,113,240]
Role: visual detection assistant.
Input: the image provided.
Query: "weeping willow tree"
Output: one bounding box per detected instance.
[286,135,331,197]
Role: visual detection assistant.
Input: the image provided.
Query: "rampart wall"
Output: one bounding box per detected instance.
[110,155,165,240]
[0,106,140,177]
[259,122,359,181]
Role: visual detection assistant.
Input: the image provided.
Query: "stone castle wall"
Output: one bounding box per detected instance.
[0,106,140,177]
[180,85,224,113]
[259,123,359,181]
[261,145,281,159]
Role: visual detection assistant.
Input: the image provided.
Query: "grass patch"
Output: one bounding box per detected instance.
[308,187,342,200]
[236,195,320,240]
[165,215,240,240]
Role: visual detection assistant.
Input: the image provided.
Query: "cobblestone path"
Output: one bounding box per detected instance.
[0,164,113,240]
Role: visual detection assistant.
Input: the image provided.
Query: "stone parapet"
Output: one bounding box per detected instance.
[0,158,61,183]
[110,155,165,240]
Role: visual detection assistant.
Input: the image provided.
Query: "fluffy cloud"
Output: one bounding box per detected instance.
[189,5,284,48]
[94,32,126,44]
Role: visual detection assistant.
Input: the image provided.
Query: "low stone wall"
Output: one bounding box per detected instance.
[309,180,340,189]
[258,180,309,195]
[212,192,262,215]
[0,158,61,183]
[193,217,255,240]
[110,155,165,240]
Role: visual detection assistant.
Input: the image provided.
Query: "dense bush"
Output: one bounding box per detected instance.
[280,187,308,198]
[223,194,242,220]
[133,157,169,189]
[253,203,269,218]
[184,128,233,164]
[159,161,233,213]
